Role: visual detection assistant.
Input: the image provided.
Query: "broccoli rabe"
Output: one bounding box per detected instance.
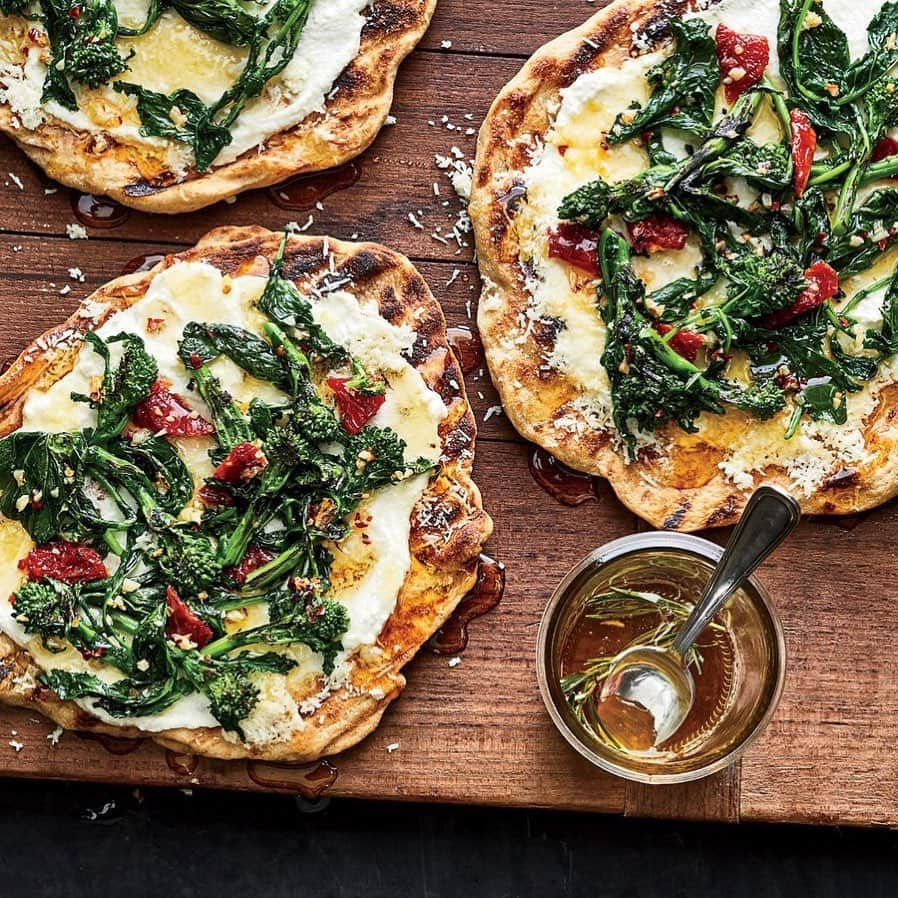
[63,0,129,88]
[12,579,76,640]
[8,240,437,738]
[41,0,131,109]
[187,364,253,451]
[203,596,350,675]
[597,229,785,454]
[256,234,348,363]
[156,528,222,596]
[72,332,157,443]
[204,668,260,737]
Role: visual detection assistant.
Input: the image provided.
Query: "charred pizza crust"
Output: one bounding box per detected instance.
[0,0,433,213]
[0,225,492,761]
[469,0,898,531]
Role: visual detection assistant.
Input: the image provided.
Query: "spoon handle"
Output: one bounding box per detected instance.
[671,485,800,658]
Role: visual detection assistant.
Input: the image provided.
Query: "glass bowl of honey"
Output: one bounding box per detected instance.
[536,532,786,784]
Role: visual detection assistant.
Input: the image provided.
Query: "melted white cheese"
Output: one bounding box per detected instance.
[0,0,370,170]
[2,260,447,738]
[515,0,896,492]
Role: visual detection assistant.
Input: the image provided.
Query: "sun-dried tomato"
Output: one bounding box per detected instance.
[628,215,689,254]
[212,442,268,484]
[225,544,275,587]
[19,541,107,583]
[327,376,386,435]
[871,137,898,180]
[790,109,817,199]
[715,24,769,105]
[654,322,705,362]
[546,222,601,275]
[198,484,236,507]
[132,380,214,437]
[165,586,213,649]
[763,261,839,328]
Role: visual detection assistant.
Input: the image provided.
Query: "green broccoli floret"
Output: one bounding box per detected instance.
[719,380,787,420]
[179,647,297,736]
[867,76,898,142]
[263,420,312,470]
[12,579,75,639]
[74,332,158,442]
[720,250,807,320]
[12,578,109,654]
[346,427,434,496]
[251,414,343,501]
[0,0,28,14]
[157,528,222,595]
[557,178,612,229]
[64,0,131,88]
[204,667,260,738]
[299,402,342,442]
[344,358,386,396]
[202,596,349,675]
[67,33,128,88]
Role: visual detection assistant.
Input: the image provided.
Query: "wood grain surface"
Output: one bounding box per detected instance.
[0,0,894,827]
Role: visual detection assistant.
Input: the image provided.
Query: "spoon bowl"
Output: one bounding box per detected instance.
[596,645,694,750]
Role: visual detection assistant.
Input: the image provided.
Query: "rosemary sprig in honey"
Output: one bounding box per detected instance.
[560,587,724,733]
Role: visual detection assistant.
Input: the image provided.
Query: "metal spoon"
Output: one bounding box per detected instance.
[595,485,800,751]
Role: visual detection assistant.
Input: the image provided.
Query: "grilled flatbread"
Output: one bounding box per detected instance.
[0,0,433,212]
[0,225,491,761]
[471,0,898,530]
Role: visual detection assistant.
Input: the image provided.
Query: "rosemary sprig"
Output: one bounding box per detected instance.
[560,587,722,734]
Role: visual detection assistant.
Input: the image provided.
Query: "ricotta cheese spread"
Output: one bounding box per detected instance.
[0,260,447,740]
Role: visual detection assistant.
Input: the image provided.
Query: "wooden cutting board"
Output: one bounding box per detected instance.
[0,0,895,828]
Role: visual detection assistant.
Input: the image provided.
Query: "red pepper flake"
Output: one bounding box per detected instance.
[145,317,165,333]
[68,4,81,17]
[19,541,107,583]
[628,214,689,254]
[557,144,569,156]
[80,647,107,661]
[653,322,705,362]
[165,585,213,648]
[212,441,268,483]
[327,376,386,435]
[132,380,215,437]
[224,544,274,587]
[764,260,839,328]
[547,222,601,275]
[187,351,204,370]
[789,109,817,198]
[715,24,769,105]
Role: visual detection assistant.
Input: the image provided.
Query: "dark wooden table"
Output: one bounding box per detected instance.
[0,0,896,827]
